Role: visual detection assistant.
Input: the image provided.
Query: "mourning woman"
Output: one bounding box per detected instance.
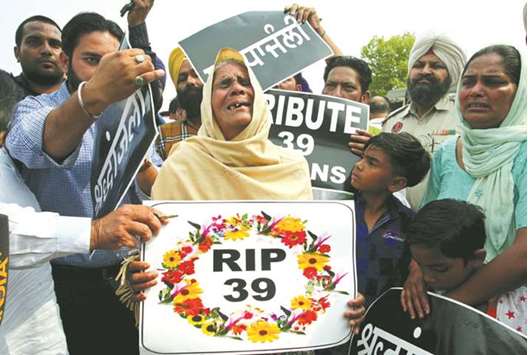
[402,45,526,326]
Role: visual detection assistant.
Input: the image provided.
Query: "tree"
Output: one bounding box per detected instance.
[361,33,415,97]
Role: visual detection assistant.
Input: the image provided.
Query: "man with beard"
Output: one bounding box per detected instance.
[10,16,65,97]
[350,34,466,209]
[5,8,164,355]
[156,47,204,160]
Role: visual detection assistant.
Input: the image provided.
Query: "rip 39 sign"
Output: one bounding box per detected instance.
[141,202,356,354]
[213,248,286,302]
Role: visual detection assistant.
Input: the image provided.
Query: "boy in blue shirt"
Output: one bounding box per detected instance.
[352,132,430,305]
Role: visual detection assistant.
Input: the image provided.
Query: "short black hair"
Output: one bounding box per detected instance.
[370,96,391,114]
[323,56,372,94]
[365,132,430,187]
[405,199,486,260]
[62,12,123,59]
[0,70,25,133]
[15,15,61,47]
[463,45,521,86]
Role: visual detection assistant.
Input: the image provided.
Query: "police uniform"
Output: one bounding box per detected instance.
[382,93,459,209]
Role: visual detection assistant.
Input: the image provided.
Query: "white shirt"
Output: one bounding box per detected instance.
[0,148,90,355]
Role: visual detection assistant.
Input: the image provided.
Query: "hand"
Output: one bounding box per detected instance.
[82,48,165,114]
[127,260,158,301]
[127,0,154,27]
[90,204,165,250]
[343,293,366,335]
[348,129,372,157]
[401,259,430,319]
[284,4,324,35]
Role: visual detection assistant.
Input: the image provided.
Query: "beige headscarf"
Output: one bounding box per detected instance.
[408,33,467,92]
[152,48,313,200]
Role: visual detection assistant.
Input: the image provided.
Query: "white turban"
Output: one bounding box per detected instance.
[408,34,467,92]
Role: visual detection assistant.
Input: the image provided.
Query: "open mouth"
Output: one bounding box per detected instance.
[227,102,250,111]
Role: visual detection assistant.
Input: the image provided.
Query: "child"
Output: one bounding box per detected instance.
[406,199,527,334]
[351,132,430,305]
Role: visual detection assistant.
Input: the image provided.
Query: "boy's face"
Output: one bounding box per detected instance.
[410,244,475,292]
[351,145,403,193]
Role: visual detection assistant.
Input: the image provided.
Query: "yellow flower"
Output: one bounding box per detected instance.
[273,216,305,234]
[201,321,217,336]
[247,320,280,343]
[173,280,203,304]
[187,314,205,327]
[297,252,329,272]
[224,227,250,241]
[225,216,241,225]
[291,295,312,310]
[163,250,181,268]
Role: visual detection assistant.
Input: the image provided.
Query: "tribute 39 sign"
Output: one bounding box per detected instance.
[140,201,356,355]
[265,89,369,194]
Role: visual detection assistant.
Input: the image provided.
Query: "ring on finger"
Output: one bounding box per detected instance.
[134,54,146,64]
[134,75,146,88]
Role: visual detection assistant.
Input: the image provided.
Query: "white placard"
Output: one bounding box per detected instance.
[140,201,356,354]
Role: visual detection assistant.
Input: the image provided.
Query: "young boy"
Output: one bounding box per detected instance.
[351,132,430,305]
[406,199,527,334]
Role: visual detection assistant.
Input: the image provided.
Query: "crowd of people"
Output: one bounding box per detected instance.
[0,1,525,354]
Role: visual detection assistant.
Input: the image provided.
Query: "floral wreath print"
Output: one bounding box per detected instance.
[158,211,348,343]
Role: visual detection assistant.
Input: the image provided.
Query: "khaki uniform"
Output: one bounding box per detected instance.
[382,94,459,209]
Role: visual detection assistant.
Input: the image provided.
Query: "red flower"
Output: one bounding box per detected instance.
[180,246,193,258]
[281,231,307,248]
[297,310,317,325]
[161,270,184,286]
[198,236,213,252]
[231,324,246,335]
[174,298,205,316]
[178,260,196,275]
[243,311,253,319]
[303,267,318,279]
[323,265,332,272]
[318,244,331,253]
[318,297,331,311]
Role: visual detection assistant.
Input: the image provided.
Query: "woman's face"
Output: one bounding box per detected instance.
[211,62,254,140]
[459,53,518,129]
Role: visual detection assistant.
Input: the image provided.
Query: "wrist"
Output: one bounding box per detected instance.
[82,81,108,117]
[89,220,98,251]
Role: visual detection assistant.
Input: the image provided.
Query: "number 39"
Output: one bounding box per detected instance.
[224,278,276,302]
[277,131,315,156]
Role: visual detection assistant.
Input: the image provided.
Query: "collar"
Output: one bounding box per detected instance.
[354,191,413,223]
[409,93,452,118]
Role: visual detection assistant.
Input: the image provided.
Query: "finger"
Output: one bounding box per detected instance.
[128,261,150,272]
[131,279,158,292]
[406,294,416,319]
[303,8,314,22]
[349,134,370,144]
[410,286,425,318]
[130,270,158,285]
[126,205,162,233]
[138,69,166,85]
[152,208,170,225]
[123,48,146,57]
[357,129,373,138]
[126,221,153,242]
[419,291,430,315]
[135,57,155,74]
[401,289,407,312]
[133,291,146,302]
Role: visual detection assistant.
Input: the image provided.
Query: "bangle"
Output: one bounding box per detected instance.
[77,81,102,119]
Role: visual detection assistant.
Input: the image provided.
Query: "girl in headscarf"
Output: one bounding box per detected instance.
[402,45,526,330]
[152,48,312,200]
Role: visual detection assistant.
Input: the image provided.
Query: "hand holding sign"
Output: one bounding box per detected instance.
[83,49,164,115]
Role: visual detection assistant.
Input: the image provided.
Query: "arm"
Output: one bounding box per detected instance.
[447,228,527,305]
[43,49,164,161]
[128,0,166,111]
[3,203,163,268]
[285,4,343,56]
